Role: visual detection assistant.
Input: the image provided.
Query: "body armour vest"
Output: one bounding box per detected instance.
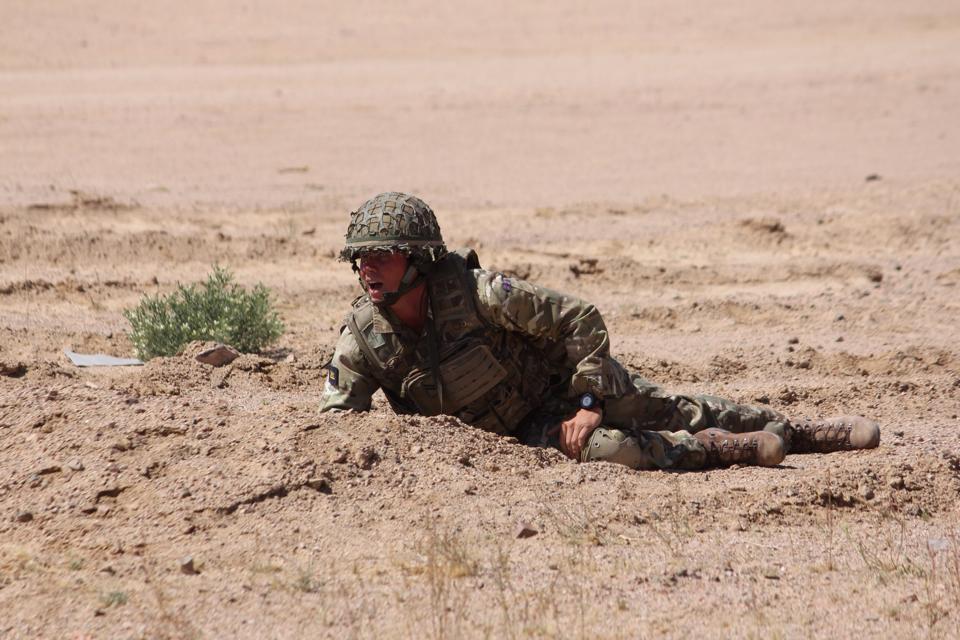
[346,250,552,434]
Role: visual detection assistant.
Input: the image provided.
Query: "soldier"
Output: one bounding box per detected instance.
[320,192,880,470]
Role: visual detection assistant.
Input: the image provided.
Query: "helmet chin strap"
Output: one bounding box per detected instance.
[375,263,425,307]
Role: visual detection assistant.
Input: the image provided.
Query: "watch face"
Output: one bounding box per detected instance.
[580,393,596,409]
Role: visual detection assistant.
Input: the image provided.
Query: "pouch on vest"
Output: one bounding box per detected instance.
[401,344,508,416]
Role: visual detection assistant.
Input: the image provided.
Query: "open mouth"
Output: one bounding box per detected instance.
[367,281,383,293]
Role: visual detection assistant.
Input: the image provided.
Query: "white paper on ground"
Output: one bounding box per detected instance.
[64,350,144,367]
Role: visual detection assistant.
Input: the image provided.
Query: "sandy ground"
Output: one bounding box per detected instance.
[2,1,960,638]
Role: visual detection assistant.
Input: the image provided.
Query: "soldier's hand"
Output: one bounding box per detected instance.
[550,408,603,461]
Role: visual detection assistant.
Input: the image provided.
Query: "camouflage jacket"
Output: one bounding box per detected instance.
[320,250,631,433]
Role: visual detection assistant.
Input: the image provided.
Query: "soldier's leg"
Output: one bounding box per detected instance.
[518,417,783,470]
[581,374,786,468]
[605,374,790,437]
[580,427,707,470]
[516,412,709,471]
[605,375,879,454]
[581,427,785,469]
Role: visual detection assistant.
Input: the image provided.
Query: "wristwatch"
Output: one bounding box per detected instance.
[579,392,601,411]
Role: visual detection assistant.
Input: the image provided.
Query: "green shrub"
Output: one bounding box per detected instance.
[124,266,284,360]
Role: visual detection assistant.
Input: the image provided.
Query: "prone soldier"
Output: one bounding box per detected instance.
[320,192,880,470]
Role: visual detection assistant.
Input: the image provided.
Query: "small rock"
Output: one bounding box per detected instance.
[284,353,297,364]
[305,478,332,494]
[859,485,875,501]
[15,510,33,523]
[111,438,133,452]
[787,337,799,345]
[778,388,798,404]
[67,459,85,472]
[179,556,199,575]
[514,522,538,539]
[195,344,240,367]
[0,361,27,377]
[888,476,905,490]
[36,463,62,475]
[835,336,844,342]
[834,314,845,321]
[357,447,380,470]
[100,565,116,575]
[865,173,882,182]
[464,484,478,495]
[457,454,472,467]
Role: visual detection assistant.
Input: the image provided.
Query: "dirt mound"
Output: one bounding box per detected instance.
[116,345,334,397]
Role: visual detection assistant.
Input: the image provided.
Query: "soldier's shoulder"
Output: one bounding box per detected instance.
[350,293,371,311]
[344,294,374,324]
[471,268,522,311]
[332,312,373,369]
[438,247,481,271]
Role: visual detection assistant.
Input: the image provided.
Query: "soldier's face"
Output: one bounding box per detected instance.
[358,251,409,303]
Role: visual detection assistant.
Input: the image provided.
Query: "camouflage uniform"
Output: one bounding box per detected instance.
[320,252,788,470]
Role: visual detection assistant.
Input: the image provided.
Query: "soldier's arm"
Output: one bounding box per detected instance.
[319,325,381,412]
[472,269,627,402]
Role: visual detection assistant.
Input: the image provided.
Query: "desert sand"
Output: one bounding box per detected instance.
[1,1,959,638]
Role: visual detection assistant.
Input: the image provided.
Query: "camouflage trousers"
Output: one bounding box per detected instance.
[520,375,789,471]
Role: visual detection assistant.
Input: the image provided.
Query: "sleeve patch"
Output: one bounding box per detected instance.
[501,277,512,293]
[327,365,340,389]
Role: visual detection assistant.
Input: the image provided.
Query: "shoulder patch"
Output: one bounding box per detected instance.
[501,277,512,293]
[327,365,340,388]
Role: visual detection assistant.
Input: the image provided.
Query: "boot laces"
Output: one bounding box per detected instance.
[708,434,758,463]
[802,421,851,446]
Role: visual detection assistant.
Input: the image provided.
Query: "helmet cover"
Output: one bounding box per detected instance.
[340,192,445,263]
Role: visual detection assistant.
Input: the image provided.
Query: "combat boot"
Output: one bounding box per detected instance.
[694,428,785,468]
[788,416,880,454]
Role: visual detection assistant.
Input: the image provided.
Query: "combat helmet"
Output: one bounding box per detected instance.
[341,192,445,263]
[341,192,446,305]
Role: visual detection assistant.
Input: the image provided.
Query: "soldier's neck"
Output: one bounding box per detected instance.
[389,284,429,334]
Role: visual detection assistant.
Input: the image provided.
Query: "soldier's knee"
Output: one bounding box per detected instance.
[581,428,645,469]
